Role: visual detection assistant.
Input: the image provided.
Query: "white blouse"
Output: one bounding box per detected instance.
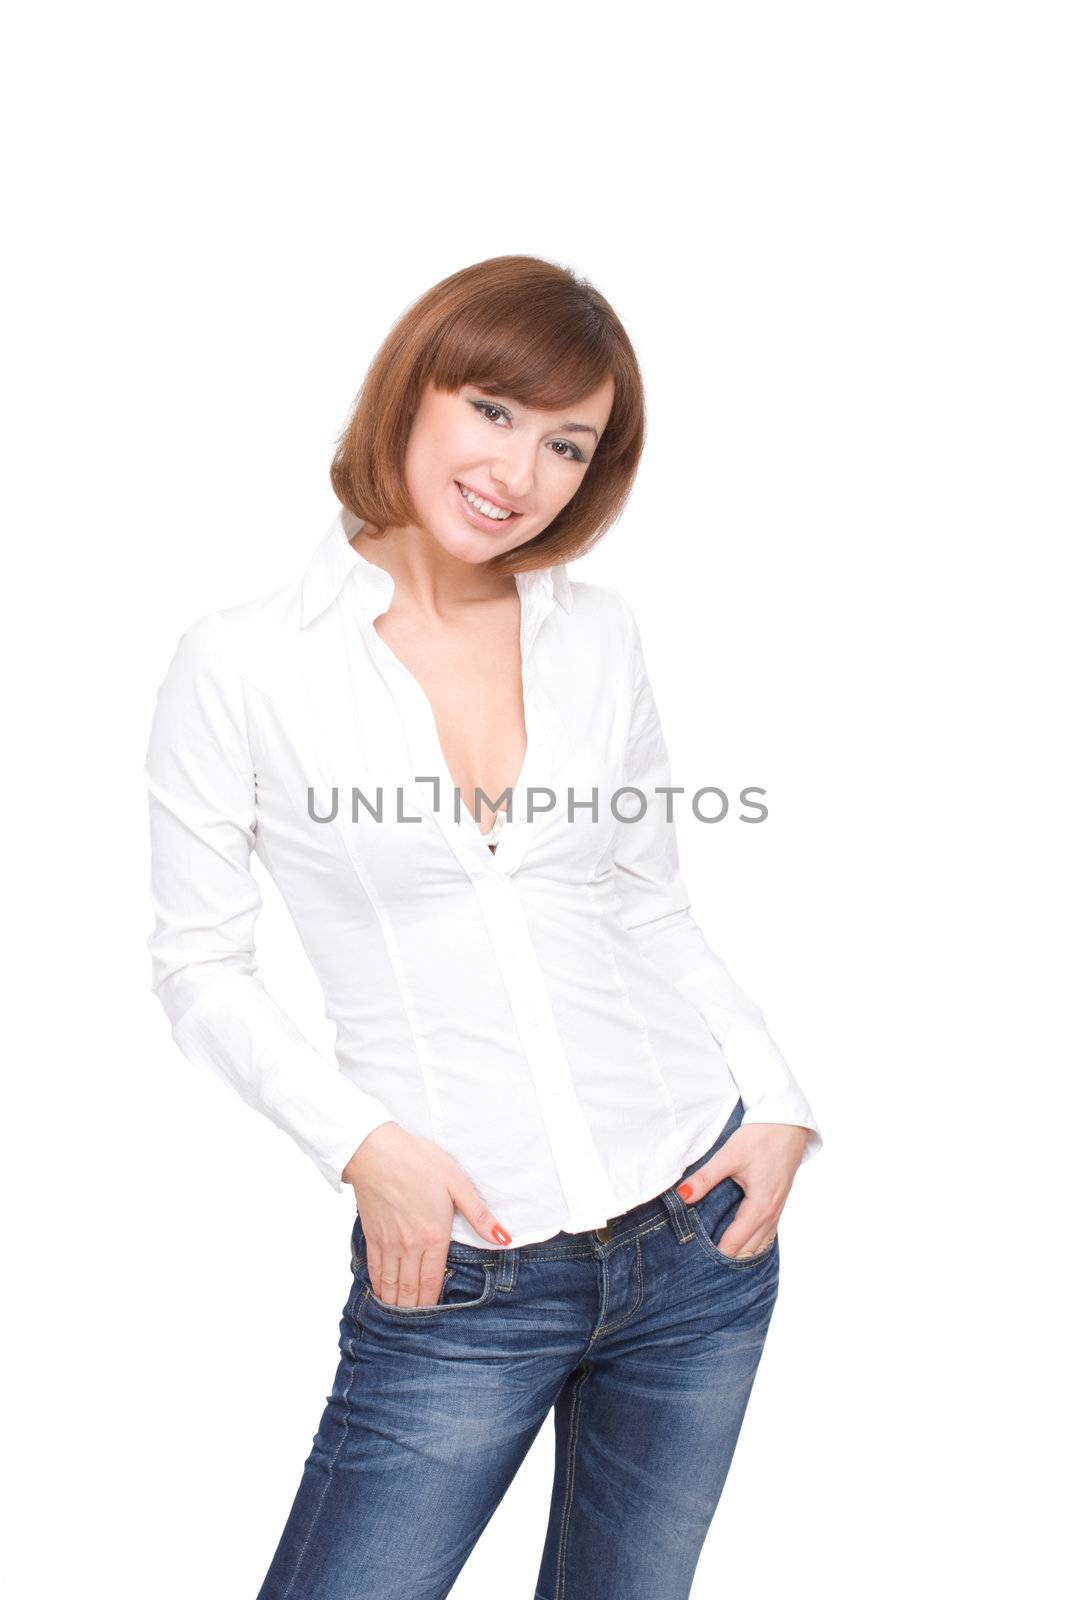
[144,511,822,1247]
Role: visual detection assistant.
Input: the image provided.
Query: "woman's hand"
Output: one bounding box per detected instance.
[676,1122,810,1258]
[341,1123,512,1307]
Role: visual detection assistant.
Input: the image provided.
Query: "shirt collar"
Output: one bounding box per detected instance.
[300,508,573,628]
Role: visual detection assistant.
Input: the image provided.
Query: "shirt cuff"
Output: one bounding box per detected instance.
[718,1021,824,1164]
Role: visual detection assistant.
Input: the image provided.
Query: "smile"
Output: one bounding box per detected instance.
[456,481,518,522]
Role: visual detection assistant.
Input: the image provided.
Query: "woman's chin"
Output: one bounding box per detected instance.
[420,509,521,565]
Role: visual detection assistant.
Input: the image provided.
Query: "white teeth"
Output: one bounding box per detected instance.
[460,484,513,520]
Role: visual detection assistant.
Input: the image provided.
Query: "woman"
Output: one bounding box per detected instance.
[145,254,822,1600]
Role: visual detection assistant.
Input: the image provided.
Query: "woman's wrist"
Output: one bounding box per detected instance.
[342,1121,401,1187]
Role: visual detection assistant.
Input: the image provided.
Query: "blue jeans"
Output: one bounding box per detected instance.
[255,1097,779,1600]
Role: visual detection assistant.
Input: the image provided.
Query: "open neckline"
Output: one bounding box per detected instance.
[341,525,562,874]
[370,600,529,846]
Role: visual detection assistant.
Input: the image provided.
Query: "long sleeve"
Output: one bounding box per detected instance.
[610,596,823,1163]
[144,609,397,1191]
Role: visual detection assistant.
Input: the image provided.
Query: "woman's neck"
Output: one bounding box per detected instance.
[350,521,515,623]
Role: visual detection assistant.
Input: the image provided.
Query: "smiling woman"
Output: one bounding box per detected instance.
[397,373,616,567]
[329,253,646,575]
[145,251,822,1600]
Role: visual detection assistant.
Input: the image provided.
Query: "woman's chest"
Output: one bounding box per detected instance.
[372,600,527,836]
[240,605,633,879]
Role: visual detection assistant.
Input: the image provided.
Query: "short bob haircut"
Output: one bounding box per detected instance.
[330,255,645,576]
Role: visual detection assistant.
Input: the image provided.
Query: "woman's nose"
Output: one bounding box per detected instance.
[490,445,536,501]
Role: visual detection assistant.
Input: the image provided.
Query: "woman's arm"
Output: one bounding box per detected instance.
[609,592,823,1184]
[143,609,399,1190]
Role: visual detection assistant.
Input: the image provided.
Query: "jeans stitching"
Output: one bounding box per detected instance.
[359,1264,497,1319]
[661,1187,695,1244]
[689,1204,778,1269]
[593,1234,645,1340]
[352,1284,371,1340]
[277,1332,360,1598]
[555,1361,593,1600]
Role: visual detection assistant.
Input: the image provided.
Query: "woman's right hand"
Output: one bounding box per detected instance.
[341,1123,512,1307]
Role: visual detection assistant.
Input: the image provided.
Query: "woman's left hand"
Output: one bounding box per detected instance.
[676,1123,811,1258]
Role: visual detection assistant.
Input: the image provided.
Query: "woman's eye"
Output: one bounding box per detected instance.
[550,439,586,463]
[472,400,509,425]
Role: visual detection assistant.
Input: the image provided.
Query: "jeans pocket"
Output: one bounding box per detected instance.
[356,1251,498,1319]
[689,1177,779,1270]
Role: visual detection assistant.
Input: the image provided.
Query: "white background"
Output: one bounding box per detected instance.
[4,3,1063,1595]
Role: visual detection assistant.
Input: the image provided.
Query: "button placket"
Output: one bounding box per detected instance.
[475,872,621,1225]
[335,535,621,1229]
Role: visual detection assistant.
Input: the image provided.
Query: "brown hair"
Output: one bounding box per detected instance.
[329,255,645,575]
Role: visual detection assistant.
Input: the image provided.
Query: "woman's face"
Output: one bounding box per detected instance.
[401,376,616,565]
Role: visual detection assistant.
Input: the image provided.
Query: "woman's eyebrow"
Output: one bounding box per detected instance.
[558,421,599,442]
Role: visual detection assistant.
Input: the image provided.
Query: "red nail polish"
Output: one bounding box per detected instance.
[492,1224,512,1245]
[677,1183,693,1201]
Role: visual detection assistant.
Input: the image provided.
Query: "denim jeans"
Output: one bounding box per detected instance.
[255,1097,779,1600]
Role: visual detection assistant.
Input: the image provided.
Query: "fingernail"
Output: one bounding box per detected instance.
[491,1225,512,1245]
[677,1183,693,1201]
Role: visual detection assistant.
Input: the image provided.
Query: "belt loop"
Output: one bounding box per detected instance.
[661,1185,694,1244]
[495,1246,518,1292]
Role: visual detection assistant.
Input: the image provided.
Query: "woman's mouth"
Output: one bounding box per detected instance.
[454,480,520,526]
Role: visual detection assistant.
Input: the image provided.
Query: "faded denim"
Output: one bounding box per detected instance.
[255,1096,779,1600]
